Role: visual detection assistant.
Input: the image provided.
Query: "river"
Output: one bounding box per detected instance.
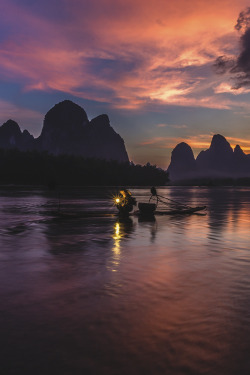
[1,186,250,375]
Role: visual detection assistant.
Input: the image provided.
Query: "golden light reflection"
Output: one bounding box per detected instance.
[113,222,121,241]
[110,219,134,272]
[111,222,122,271]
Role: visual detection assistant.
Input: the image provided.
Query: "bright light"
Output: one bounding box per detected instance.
[115,223,120,236]
[113,222,121,241]
[113,223,121,260]
[112,194,122,206]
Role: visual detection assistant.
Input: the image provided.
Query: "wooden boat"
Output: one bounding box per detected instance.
[138,202,156,215]
[114,188,206,217]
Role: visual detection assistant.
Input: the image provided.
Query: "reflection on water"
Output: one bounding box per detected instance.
[112,222,121,270]
[111,218,134,272]
[112,221,125,269]
[1,186,250,374]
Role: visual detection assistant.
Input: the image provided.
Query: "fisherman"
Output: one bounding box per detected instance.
[115,189,136,215]
[151,186,157,197]
[150,186,158,204]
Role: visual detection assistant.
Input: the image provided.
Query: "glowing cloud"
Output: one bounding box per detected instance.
[0,0,249,110]
[2,0,250,167]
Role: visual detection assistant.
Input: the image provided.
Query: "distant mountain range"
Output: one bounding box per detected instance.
[167,134,250,181]
[0,100,129,163]
[1,104,249,183]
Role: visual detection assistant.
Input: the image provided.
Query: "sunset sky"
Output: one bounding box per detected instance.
[1,0,250,167]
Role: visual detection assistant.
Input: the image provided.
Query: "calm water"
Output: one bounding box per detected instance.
[1,186,250,375]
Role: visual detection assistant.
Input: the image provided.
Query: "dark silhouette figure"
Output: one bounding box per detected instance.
[150,186,158,204]
[115,189,137,215]
[151,186,157,196]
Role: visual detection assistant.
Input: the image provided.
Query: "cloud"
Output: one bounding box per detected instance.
[0,0,248,112]
[223,136,250,153]
[214,7,250,89]
[157,123,187,129]
[214,82,250,94]
[213,56,235,74]
[139,134,214,149]
[235,7,250,31]
[3,0,250,169]
[232,28,250,88]
[139,134,250,154]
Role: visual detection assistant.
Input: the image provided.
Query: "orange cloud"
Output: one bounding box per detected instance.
[0,0,249,112]
[157,124,187,129]
[139,133,250,155]
[139,134,213,149]
[214,82,250,94]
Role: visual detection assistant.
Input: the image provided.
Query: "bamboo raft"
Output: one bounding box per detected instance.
[115,188,206,216]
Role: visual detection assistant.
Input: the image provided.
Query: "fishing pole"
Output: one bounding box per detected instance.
[156,194,192,209]
[149,187,192,209]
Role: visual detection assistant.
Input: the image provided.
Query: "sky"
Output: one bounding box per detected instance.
[1,0,250,168]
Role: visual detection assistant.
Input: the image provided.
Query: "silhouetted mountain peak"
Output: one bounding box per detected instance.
[167,142,196,181]
[36,100,129,162]
[0,119,22,148]
[1,119,21,135]
[169,134,250,181]
[169,142,196,166]
[23,129,31,137]
[39,100,89,154]
[90,114,110,129]
[87,114,128,162]
[42,100,88,136]
[196,134,234,176]
[0,119,36,150]
[0,100,129,163]
[234,144,245,156]
[22,129,35,144]
[210,134,233,154]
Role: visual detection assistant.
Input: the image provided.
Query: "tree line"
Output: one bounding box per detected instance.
[0,149,169,186]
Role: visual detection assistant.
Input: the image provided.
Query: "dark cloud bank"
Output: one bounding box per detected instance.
[214,7,250,89]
